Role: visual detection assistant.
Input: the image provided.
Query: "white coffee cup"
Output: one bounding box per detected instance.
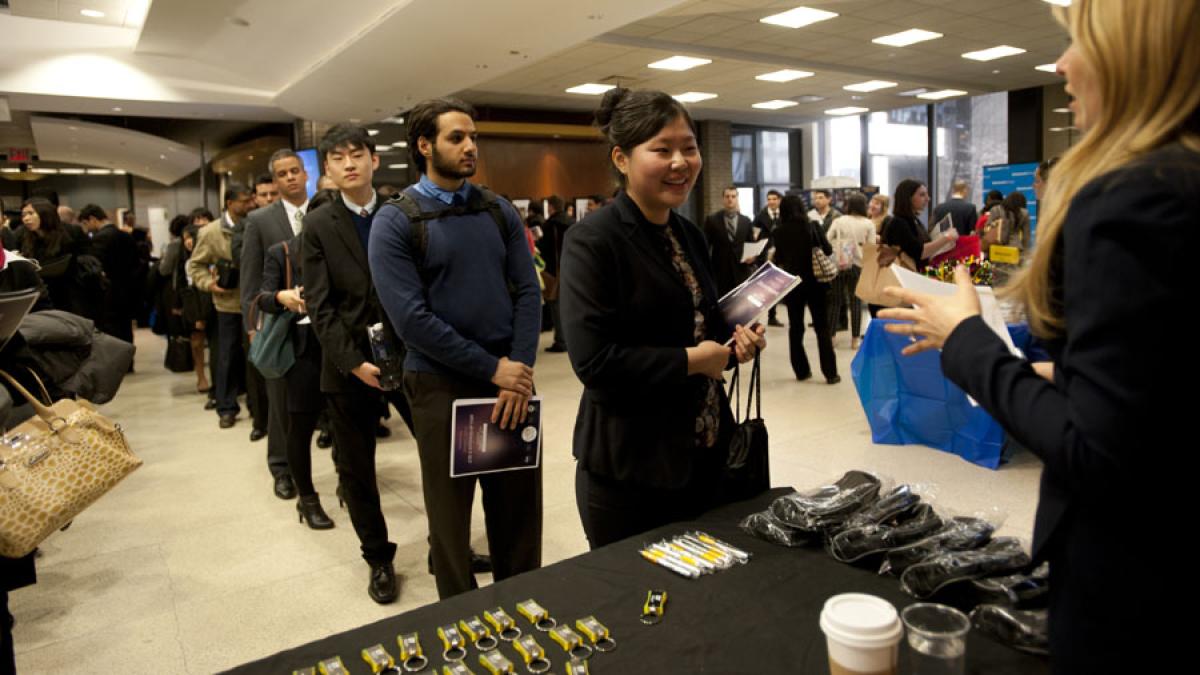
[820,593,904,675]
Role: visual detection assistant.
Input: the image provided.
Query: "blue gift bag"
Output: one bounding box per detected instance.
[851,319,1009,469]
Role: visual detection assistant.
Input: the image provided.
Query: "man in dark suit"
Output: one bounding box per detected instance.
[78,204,137,343]
[752,189,785,326]
[302,124,414,604]
[932,179,979,237]
[541,195,572,353]
[702,186,756,296]
[241,149,310,498]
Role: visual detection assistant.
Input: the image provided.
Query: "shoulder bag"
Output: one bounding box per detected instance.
[247,242,297,379]
[723,350,770,501]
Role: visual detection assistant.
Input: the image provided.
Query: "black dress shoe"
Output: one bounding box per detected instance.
[274,474,297,500]
[768,317,785,327]
[795,373,813,382]
[205,398,218,410]
[470,552,493,574]
[219,414,236,428]
[249,427,267,442]
[545,343,567,353]
[375,423,391,438]
[826,375,842,385]
[296,495,334,530]
[316,430,333,449]
[368,562,399,604]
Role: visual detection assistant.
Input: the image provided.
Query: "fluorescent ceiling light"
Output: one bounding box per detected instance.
[648,56,712,71]
[0,168,19,174]
[843,80,897,92]
[752,100,799,110]
[963,45,1026,61]
[86,169,112,175]
[382,116,405,124]
[113,170,127,175]
[59,168,86,175]
[795,95,826,103]
[1035,63,1058,73]
[1048,126,1076,132]
[1052,107,1071,113]
[760,7,838,29]
[367,129,380,136]
[388,164,409,169]
[396,141,408,147]
[80,9,106,19]
[566,83,616,95]
[1042,0,1071,6]
[756,69,814,82]
[872,29,943,47]
[826,107,870,116]
[673,92,718,103]
[917,89,967,100]
[898,88,930,96]
[32,168,58,174]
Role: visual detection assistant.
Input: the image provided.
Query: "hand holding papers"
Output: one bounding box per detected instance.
[927,213,957,259]
[451,397,543,477]
[741,239,769,263]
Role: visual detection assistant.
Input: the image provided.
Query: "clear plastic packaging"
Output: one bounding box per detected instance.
[768,470,883,534]
[828,502,944,563]
[969,562,1050,607]
[836,484,923,532]
[739,510,814,547]
[969,604,1049,656]
[879,516,996,576]
[899,537,1032,599]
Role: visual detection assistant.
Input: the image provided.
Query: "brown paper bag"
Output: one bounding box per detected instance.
[855,242,915,307]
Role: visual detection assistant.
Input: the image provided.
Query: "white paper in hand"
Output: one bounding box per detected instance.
[741,239,768,260]
[890,265,1022,358]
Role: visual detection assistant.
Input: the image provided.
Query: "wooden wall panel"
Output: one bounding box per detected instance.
[473,137,616,201]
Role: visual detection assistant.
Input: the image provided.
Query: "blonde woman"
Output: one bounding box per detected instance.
[827,192,876,348]
[880,1,1198,671]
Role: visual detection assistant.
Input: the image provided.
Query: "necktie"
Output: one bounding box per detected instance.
[726,215,737,241]
[360,209,370,218]
[293,209,304,235]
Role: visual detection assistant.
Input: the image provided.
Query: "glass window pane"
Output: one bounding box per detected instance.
[867,105,929,215]
[731,132,755,184]
[820,115,861,184]
[758,130,790,184]
[736,187,756,219]
[934,92,1008,210]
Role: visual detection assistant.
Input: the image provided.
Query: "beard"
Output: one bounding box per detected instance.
[430,144,476,179]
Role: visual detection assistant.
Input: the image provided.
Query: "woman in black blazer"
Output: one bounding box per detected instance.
[881,1,1197,671]
[258,234,333,530]
[771,194,838,383]
[880,179,957,273]
[560,88,766,549]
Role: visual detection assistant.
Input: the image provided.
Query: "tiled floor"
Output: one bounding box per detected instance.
[9,310,1043,673]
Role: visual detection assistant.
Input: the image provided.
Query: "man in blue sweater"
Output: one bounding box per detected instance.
[368,98,543,599]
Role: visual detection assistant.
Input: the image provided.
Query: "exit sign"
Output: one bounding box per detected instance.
[8,148,30,162]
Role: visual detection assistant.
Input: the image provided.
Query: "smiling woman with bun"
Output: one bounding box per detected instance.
[559,88,767,548]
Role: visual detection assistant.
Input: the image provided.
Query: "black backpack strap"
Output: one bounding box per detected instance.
[388,191,434,288]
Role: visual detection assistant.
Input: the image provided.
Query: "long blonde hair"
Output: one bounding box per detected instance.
[1011,0,1200,337]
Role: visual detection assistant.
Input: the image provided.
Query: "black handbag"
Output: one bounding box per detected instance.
[724,350,770,500]
[215,258,239,289]
[180,286,213,325]
[163,335,193,373]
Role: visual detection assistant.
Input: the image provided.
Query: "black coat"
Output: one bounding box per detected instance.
[771,217,832,286]
[702,210,754,295]
[931,197,978,237]
[940,143,1197,672]
[301,196,387,394]
[559,191,734,490]
[89,224,138,318]
[241,201,296,326]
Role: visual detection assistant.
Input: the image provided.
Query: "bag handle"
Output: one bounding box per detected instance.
[747,350,762,420]
[727,361,742,424]
[282,241,293,290]
[0,369,63,429]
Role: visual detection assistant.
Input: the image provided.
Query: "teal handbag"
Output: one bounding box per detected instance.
[247,242,297,379]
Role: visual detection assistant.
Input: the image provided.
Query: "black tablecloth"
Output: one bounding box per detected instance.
[226,488,1048,674]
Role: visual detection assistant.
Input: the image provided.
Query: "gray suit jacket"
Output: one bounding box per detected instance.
[240,200,295,326]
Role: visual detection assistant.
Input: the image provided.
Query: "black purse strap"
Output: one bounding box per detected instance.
[747,349,762,420]
[727,361,741,423]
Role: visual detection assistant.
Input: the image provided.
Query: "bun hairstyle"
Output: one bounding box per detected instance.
[595,88,697,183]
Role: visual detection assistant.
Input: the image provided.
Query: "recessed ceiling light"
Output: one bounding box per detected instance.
[1048,126,1077,132]
[1035,63,1058,73]
[1052,107,1071,113]
[388,164,409,170]
[673,92,718,103]
[86,169,112,175]
[826,106,870,116]
[898,88,930,96]
[648,56,712,71]
[1042,0,1072,6]
[962,45,1026,61]
[756,69,814,82]
[382,116,405,124]
[367,129,380,136]
[752,100,799,110]
[113,170,126,175]
[760,7,838,29]
[159,154,167,160]
[112,106,122,112]
[68,126,79,131]
[843,80,897,92]
[396,141,408,147]
[32,168,58,174]
[0,168,19,174]
[59,168,86,175]
[566,83,616,95]
[80,9,106,19]
[872,29,943,47]
[374,144,391,151]
[917,89,968,100]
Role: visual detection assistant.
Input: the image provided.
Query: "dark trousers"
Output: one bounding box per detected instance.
[265,377,289,478]
[549,299,566,348]
[829,267,864,338]
[783,283,837,380]
[287,411,320,497]
[244,342,268,431]
[205,317,219,399]
[327,382,402,565]
[575,464,720,550]
[215,311,245,416]
[1,591,13,675]
[404,370,543,599]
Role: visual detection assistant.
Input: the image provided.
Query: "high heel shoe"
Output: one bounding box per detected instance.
[297,494,334,530]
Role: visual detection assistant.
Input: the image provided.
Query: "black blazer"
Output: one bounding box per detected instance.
[560,191,734,490]
[241,200,295,325]
[940,144,1197,667]
[88,224,139,317]
[771,217,832,285]
[256,238,315,357]
[702,210,755,295]
[302,196,385,393]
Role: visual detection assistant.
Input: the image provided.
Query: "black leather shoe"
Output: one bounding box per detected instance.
[375,423,391,438]
[826,375,842,385]
[219,414,236,428]
[249,427,267,442]
[470,552,493,574]
[368,562,399,604]
[204,398,218,411]
[296,495,334,530]
[316,430,333,449]
[768,317,785,327]
[274,474,297,500]
[795,373,813,382]
[545,343,567,353]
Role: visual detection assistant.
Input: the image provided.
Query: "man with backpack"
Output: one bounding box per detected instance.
[368,98,543,599]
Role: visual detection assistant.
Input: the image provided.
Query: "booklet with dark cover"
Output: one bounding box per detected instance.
[717,262,801,338]
[450,397,543,477]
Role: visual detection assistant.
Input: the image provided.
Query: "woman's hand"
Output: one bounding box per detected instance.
[877,263,981,356]
[687,341,731,380]
[733,323,767,364]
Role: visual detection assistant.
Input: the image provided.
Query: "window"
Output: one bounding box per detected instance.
[867,105,933,198]
[934,92,1008,209]
[815,114,862,184]
[730,126,799,214]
